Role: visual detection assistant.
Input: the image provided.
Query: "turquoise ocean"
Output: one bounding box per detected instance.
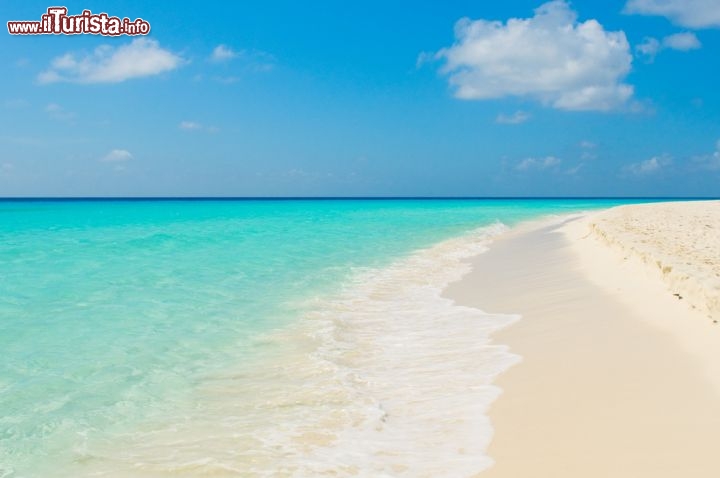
[0,199,640,477]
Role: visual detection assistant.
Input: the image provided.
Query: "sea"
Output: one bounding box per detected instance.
[0,198,638,477]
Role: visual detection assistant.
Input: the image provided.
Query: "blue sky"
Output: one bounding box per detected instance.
[1,0,719,197]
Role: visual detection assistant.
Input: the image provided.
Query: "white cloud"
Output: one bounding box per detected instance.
[624,154,671,175]
[624,0,720,28]
[636,32,701,60]
[692,140,720,170]
[580,140,598,160]
[636,157,662,173]
[496,111,531,124]
[100,149,133,162]
[210,44,238,62]
[663,32,702,50]
[434,0,633,111]
[179,121,202,130]
[38,38,183,84]
[636,37,662,59]
[515,156,561,171]
[178,121,218,133]
[416,51,433,68]
[565,163,583,175]
[208,45,275,73]
[46,103,75,122]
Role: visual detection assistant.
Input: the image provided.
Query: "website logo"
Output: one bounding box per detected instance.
[7,7,151,36]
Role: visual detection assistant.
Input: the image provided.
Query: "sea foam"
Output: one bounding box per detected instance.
[76,223,520,477]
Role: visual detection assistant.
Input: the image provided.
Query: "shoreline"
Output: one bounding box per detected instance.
[445,201,720,477]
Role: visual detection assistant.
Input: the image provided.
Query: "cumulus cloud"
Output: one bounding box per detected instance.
[624,0,720,28]
[210,44,237,62]
[496,111,531,124]
[624,154,672,175]
[515,156,561,171]
[636,32,701,60]
[100,149,133,162]
[434,0,633,111]
[38,38,183,84]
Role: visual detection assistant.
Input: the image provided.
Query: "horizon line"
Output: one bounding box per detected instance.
[0,196,718,201]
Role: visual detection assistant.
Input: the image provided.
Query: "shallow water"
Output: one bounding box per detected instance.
[0,199,632,477]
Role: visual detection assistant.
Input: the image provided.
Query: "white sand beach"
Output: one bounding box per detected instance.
[445,200,720,477]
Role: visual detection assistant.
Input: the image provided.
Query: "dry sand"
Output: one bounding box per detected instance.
[445,201,720,477]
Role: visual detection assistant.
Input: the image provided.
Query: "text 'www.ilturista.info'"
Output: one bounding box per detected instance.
[7,7,150,36]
